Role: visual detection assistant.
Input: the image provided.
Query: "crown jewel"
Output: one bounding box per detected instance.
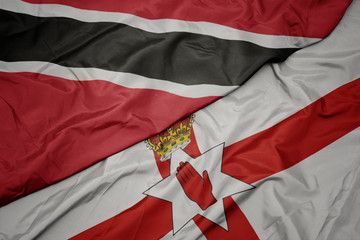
[146,115,194,161]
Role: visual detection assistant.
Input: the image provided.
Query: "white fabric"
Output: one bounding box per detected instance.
[237,127,360,240]
[0,60,237,98]
[194,0,360,151]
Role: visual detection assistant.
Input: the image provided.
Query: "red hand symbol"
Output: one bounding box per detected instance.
[176,162,216,210]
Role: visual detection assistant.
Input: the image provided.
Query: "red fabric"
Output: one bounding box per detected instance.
[69,196,172,240]
[70,78,360,239]
[0,71,219,206]
[23,0,351,38]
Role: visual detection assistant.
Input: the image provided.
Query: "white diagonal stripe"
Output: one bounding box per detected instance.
[0,60,237,98]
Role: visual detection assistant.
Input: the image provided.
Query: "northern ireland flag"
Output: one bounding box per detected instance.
[0,0,359,239]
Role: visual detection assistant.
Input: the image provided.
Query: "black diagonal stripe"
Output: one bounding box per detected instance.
[0,9,297,86]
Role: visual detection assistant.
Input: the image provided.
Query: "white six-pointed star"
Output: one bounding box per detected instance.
[144,143,254,234]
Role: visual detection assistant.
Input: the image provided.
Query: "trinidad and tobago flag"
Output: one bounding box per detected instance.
[1,0,359,239]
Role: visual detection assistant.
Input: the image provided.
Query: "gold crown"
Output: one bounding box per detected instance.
[146,115,194,161]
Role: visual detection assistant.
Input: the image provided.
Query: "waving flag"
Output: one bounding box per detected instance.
[0,0,351,207]
[0,0,358,239]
